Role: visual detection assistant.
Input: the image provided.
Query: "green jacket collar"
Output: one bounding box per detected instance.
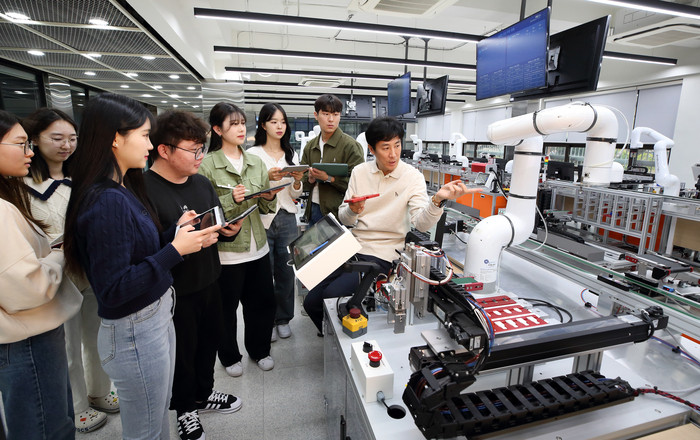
[313,127,344,150]
[211,147,251,176]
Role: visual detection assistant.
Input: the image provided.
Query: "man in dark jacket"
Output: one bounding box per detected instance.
[301,94,364,225]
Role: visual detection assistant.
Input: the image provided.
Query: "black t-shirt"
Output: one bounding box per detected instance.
[144,170,222,296]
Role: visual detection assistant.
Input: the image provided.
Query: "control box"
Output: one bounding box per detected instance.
[350,340,394,403]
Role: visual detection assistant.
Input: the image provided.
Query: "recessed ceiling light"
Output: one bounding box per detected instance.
[86,53,101,58]
[152,85,162,89]
[85,72,96,76]
[14,90,25,94]
[198,95,203,98]
[126,72,138,77]
[142,56,156,60]
[169,75,180,79]
[184,102,189,104]
[89,18,109,26]
[170,94,179,98]
[161,101,167,103]
[27,50,44,56]
[173,105,178,108]
[6,12,30,20]
[187,86,195,90]
[78,93,85,96]
[77,104,83,106]
[193,105,199,108]
[142,94,153,97]
[120,85,129,88]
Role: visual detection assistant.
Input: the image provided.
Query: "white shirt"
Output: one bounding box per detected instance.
[311,137,326,205]
[246,146,303,229]
[220,154,269,264]
[338,160,444,263]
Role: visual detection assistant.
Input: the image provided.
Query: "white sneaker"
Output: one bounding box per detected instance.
[277,324,292,339]
[88,391,120,413]
[225,361,243,377]
[271,326,278,342]
[75,408,107,433]
[257,356,274,371]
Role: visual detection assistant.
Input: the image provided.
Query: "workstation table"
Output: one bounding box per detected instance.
[322,249,700,440]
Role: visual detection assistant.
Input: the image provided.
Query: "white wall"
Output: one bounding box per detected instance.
[669,74,700,186]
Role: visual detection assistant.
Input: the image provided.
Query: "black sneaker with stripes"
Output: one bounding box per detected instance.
[176,410,204,440]
[196,390,242,414]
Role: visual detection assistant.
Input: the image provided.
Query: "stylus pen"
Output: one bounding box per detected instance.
[217,184,250,192]
[309,240,329,255]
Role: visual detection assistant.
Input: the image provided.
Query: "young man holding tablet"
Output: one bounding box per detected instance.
[145,110,242,440]
[301,94,365,225]
[303,116,480,332]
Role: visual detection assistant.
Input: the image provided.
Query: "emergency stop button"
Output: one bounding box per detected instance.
[368,350,382,368]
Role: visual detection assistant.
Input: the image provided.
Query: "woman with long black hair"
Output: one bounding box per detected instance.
[248,103,304,340]
[24,108,117,433]
[198,102,281,377]
[0,109,82,440]
[64,93,218,439]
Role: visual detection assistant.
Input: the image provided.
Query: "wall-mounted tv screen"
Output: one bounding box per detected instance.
[511,15,610,101]
[387,72,411,116]
[375,96,417,121]
[476,7,550,101]
[415,75,448,118]
[336,95,373,120]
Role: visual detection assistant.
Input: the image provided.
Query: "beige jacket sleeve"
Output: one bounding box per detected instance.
[0,202,64,314]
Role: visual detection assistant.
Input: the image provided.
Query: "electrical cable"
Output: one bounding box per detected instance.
[580,288,597,309]
[635,388,700,413]
[531,204,548,252]
[651,336,700,367]
[450,230,468,244]
[519,297,573,323]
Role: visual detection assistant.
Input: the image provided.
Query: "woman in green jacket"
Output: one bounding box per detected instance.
[198,102,282,376]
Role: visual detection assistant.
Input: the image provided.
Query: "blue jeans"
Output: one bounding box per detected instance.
[98,290,176,440]
[267,209,300,325]
[308,203,324,227]
[0,325,74,440]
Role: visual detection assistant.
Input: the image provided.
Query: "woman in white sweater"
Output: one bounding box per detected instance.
[0,109,82,440]
[248,103,304,340]
[23,108,118,434]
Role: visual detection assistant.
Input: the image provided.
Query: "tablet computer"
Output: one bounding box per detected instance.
[311,163,348,177]
[243,182,292,201]
[175,206,224,233]
[225,204,258,224]
[280,165,309,173]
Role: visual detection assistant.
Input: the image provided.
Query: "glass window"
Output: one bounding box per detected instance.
[70,85,87,126]
[614,147,630,169]
[634,148,656,174]
[570,147,585,165]
[545,146,566,162]
[475,143,504,159]
[0,64,41,118]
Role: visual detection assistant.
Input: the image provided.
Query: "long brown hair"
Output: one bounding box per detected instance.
[0,109,46,231]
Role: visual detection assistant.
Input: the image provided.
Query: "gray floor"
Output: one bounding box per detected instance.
[84,296,326,440]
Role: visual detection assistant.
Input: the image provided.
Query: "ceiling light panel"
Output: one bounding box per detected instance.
[28,25,168,55]
[0,50,101,68]
[4,0,135,27]
[0,22,64,51]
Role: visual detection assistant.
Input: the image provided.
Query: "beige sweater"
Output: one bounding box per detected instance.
[338,160,444,263]
[0,198,82,343]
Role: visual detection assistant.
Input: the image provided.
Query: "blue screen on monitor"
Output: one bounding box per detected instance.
[388,72,411,116]
[476,8,549,100]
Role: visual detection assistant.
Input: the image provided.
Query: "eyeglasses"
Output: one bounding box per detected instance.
[40,135,78,147]
[166,143,208,160]
[0,140,33,154]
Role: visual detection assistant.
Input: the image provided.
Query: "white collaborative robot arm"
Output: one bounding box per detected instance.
[464,102,619,292]
[449,133,471,167]
[410,134,423,161]
[630,127,679,197]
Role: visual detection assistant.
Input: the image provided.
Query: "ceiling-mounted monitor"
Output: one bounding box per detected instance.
[476,7,550,101]
[415,75,448,118]
[387,72,411,116]
[511,15,610,101]
[375,96,417,121]
[336,94,373,120]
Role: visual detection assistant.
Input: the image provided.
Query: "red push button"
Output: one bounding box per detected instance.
[368,350,382,368]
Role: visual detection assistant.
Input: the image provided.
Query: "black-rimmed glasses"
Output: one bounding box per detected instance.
[167,143,208,160]
[0,140,33,154]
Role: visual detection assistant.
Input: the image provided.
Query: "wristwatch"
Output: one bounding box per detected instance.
[324,176,333,184]
[432,195,447,208]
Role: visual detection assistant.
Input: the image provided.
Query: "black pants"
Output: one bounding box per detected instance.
[170,283,223,414]
[303,254,392,332]
[218,256,276,366]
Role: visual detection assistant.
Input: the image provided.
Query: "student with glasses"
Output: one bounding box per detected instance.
[0,109,83,440]
[23,108,118,434]
[144,110,243,440]
[63,93,220,440]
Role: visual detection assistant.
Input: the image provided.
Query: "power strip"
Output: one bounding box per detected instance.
[350,339,394,403]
